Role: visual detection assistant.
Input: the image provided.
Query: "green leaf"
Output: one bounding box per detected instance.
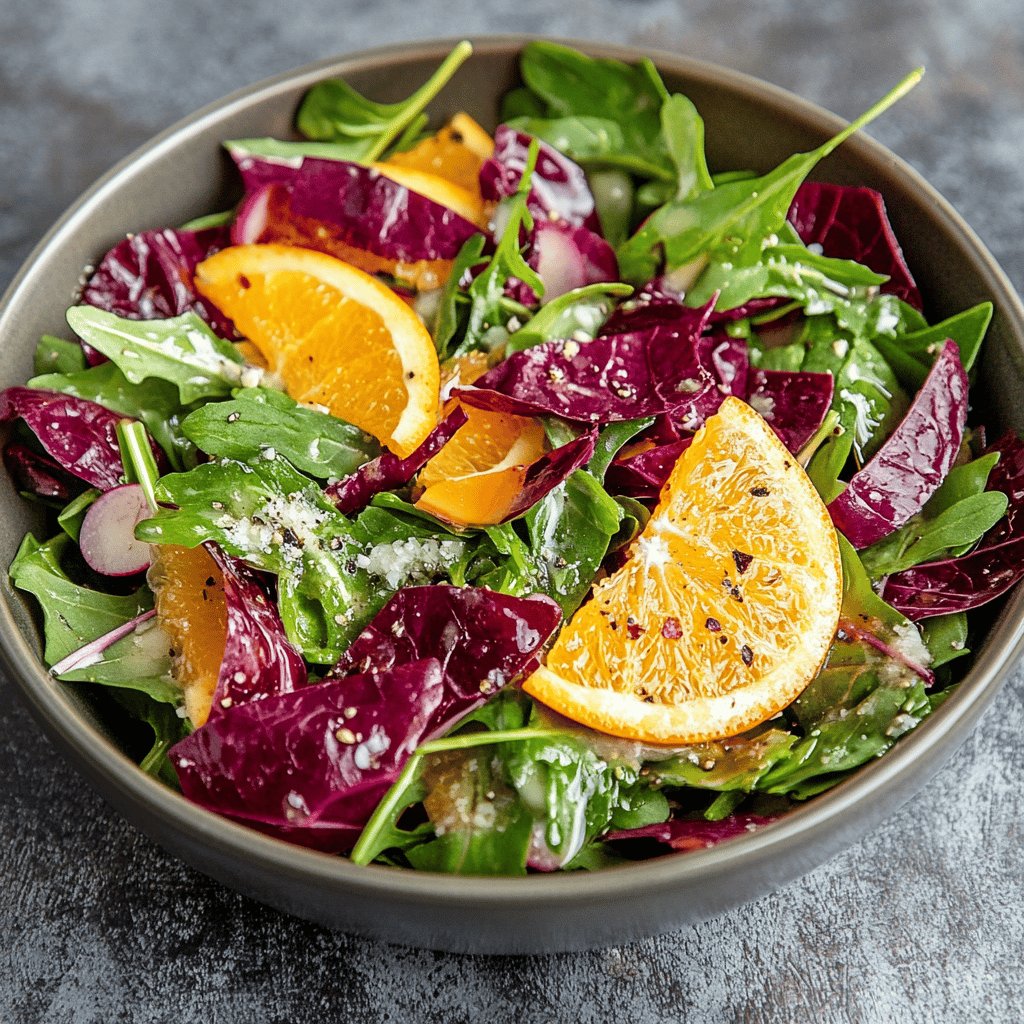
[652,727,798,792]
[513,42,673,180]
[837,533,908,630]
[873,302,993,389]
[295,40,473,163]
[9,534,152,665]
[432,234,487,359]
[587,417,653,482]
[58,614,179,705]
[505,282,631,355]
[181,388,379,479]
[616,69,923,284]
[110,689,189,785]
[920,613,970,668]
[65,306,246,405]
[178,209,233,231]
[57,488,100,542]
[34,334,86,376]
[29,361,194,470]
[926,451,1000,517]
[523,469,623,615]
[587,168,635,247]
[660,93,713,200]
[805,424,853,504]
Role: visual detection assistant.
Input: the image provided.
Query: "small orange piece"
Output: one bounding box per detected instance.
[385,113,494,198]
[195,244,440,457]
[415,402,547,527]
[524,397,842,745]
[372,163,486,228]
[148,544,227,728]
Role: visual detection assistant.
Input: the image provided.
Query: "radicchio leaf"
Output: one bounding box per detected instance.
[230,153,480,268]
[883,432,1024,618]
[325,407,469,515]
[747,369,835,454]
[605,814,775,851]
[172,659,448,853]
[528,220,618,304]
[828,341,967,549]
[0,387,162,490]
[206,546,307,719]
[2,441,78,500]
[328,584,562,731]
[604,438,691,501]
[480,125,601,231]
[789,181,922,309]
[466,307,716,424]
[81,227,234,356]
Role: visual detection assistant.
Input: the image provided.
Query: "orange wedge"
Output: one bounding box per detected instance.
[148,544,227,728]
[415,401,547,527]
[385,113,494,199]
[524,397,842,745]
[195,244,440,457]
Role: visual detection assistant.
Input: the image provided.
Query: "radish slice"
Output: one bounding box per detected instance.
[79,483,154,577]
[230,183,273,245]
[533,221,618,304]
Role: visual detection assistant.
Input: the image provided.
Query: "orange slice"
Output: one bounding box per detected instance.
[415,401,547,527]
[385,113,494,198]
[195,244,440,457]
[148,544,227,728]
[524,397,842,745]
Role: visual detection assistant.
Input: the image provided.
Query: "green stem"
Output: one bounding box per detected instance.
[365,40,474,161]
[116,419,160,512]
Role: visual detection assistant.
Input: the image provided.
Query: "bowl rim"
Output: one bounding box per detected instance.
[3,33,1024,910]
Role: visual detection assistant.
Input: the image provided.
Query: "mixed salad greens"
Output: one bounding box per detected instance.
[5,41,1023,875]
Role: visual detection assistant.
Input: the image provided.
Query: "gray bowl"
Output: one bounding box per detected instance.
[2,37,1023,955]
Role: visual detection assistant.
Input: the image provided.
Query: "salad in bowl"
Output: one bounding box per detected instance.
[4,40,1022,876]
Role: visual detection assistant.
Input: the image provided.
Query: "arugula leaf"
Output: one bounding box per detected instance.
[293,40,473,163]
[9,534,151,665]
[617,69,923,284]
[110,689,189,786]
[920,613,970,668]
[504,282,631,355]
[587,417,654,482]
[651,727,798,792]
[860,454,1008,576]
[57,488,100,541]
[29,361,194,470]
[57,614,179,704]
[510,41,673,181]
[587,169,635,247]
[432,234,487,359]
[34,334,86,376]
[181,388,379,479]
[805,422,854,504]
[452,146,544,357]
[661,92,714,201]
[873,302,993,389]
[523,469,623,615]
[65,306,246,405]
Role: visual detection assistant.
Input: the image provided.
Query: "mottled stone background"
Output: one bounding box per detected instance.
[2,0,1022,1021]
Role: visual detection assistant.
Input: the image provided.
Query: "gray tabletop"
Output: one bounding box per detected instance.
[2,0,1023,1020]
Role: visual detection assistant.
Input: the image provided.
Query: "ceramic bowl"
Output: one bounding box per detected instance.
[2,37,1023,953]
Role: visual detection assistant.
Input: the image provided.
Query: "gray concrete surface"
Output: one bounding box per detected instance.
[2,0,1023,1020]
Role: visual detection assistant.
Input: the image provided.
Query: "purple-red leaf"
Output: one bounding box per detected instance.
[605,438,691,501]
[230,153,480,266]
[480,125,600,231]
[606,814,775,851]
[789,181,922,309]
[206,546,307,719]
[325,407,469,515]
[172,658,447,853]
[0,387,162,491]
[328,584,562,730]
[499,429,598,522]
[2,441,78,500]
[81,226,234,346]
[884,432,1024,619]
[828,341,967,549]
[747,369,835,454]
[467,309,716,424]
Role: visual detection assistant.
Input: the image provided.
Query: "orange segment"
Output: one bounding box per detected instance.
[195,244,440,458]
[415,401,547,527]
[148,544,227,728]
[524,397,842,745]
[385,113,494,199]
[440,351,496,392]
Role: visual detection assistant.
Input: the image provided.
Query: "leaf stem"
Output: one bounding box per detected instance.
[116,419,160,512]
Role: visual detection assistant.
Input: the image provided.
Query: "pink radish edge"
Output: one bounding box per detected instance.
[50,609,156,676]
[79,483,154,577]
